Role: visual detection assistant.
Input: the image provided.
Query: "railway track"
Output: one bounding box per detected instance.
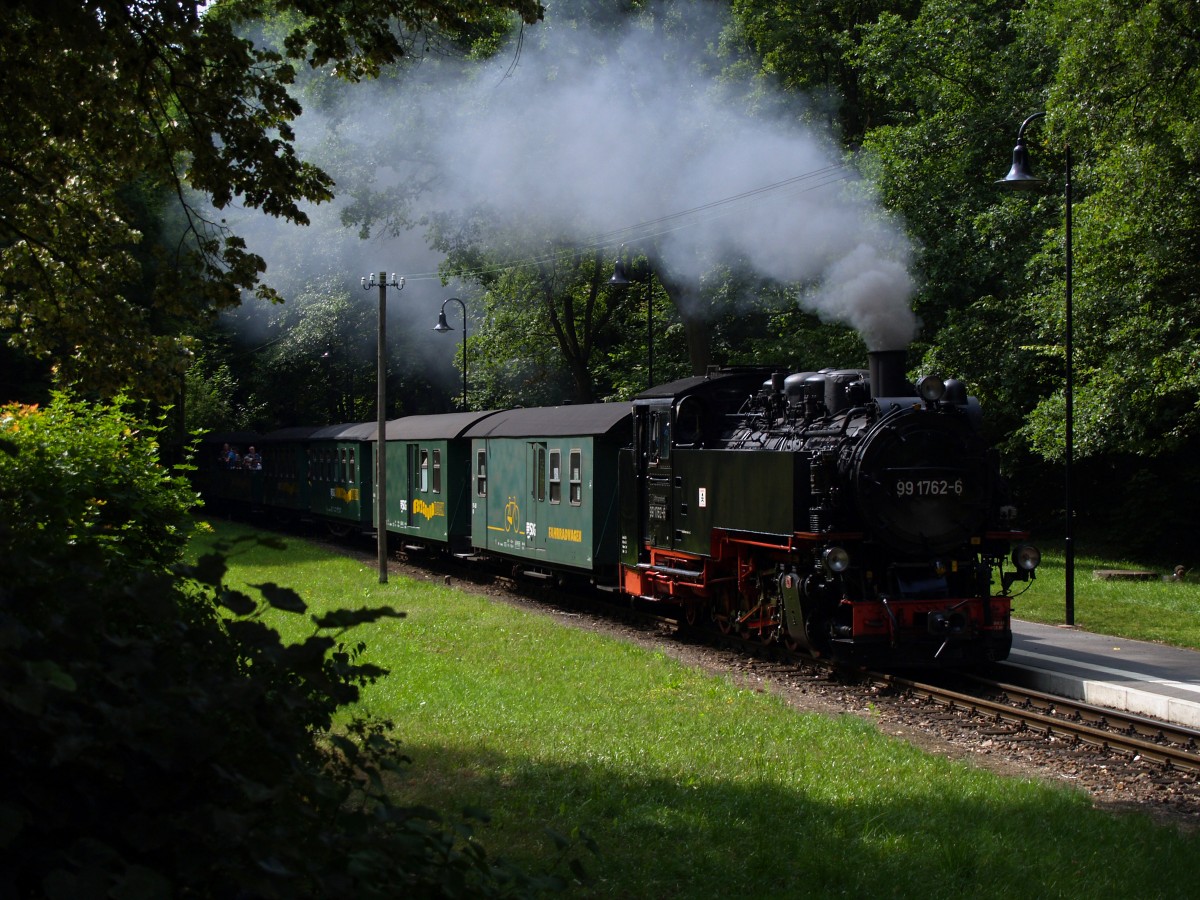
[872,670,1200,773]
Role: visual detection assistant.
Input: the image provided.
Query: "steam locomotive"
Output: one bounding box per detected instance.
[198,349,1039,667]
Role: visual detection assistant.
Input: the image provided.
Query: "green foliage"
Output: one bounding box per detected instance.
[0,397,569,896]
[185,350,257,435]
[0,395,198,592]
[731,0,920,141]
[0,0,542,400]
[433,221,625,406]
[1020,0,1200,460]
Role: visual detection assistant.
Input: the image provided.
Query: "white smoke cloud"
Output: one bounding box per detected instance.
[231,2,920,356]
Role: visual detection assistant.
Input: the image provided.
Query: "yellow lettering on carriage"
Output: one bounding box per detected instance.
[334,486,360,502]
[548,526,583,543]
[413,498,446,521]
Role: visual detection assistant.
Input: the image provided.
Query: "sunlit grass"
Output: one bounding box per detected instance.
[1011,541,1200,649]
[191,519,1200,898]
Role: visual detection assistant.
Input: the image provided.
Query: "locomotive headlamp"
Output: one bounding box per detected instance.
[916,374,947,403]
[1012,544,1041,572]
[822,546,850,574]
[1002,543,1041,593]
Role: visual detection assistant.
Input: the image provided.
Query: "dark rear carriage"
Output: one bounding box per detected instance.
[258,425,320,517]
[195,430,264,512]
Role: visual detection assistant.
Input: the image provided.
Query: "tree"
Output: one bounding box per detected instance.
[729,0,921,142]
[0,0,542,401]
[255,279,380,425]
[433,222,626,406]
[1015,0,1200,461]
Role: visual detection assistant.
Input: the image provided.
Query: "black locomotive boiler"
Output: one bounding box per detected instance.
[617,350,1039,666]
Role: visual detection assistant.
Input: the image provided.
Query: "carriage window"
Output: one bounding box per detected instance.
[340,448,348,482]
[549,450,561,504]
[349,449,356,482]
[536,445,546,502]
[476,449,487,496]
[569,450,582,505]
[432,449,442,493]
[420,449,429,492]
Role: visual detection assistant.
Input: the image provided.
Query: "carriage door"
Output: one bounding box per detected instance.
[405,443,421,527]
[527,441,548,554]
[645,400,674,550]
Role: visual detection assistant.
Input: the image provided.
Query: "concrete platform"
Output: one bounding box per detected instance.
[995,620,1200,728]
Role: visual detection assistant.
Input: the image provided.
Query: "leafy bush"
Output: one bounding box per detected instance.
[0,395,197,593]
[0,397,571,896]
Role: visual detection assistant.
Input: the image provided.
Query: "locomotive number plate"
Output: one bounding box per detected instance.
[892,473,965,498]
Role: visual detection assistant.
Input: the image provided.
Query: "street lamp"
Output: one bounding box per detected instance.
[609,246,655,389]
[433,297,468,410]
[361,271,404,584]
[996,111,1075,626]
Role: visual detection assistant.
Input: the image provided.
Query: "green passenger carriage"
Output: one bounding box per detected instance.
[464,403,631,580]
[383,411,501,555]
[307,422,375,534]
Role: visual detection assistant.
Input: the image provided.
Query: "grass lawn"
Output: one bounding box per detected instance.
[191,520,1200,898]
[1009,542,1200,650]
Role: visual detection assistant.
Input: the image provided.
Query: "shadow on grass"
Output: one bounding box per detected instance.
[191,513,375,566]
[391,743,1197,899]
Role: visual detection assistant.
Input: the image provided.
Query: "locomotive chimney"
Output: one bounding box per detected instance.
[868,349,910,399]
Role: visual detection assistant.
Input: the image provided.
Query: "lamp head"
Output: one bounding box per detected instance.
[433,311,453,333]
[609,258,632,287]
[997,138,1045,191]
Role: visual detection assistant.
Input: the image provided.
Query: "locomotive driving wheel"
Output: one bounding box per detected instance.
[750,574,787,646]
[712,592,738,635]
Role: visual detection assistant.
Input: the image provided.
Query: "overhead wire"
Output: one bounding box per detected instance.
[397,161,854,284]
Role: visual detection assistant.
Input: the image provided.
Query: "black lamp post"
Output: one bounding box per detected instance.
[997,111,1075,626]
[361,271,404,585]
[433,297,468,410]
[609,247,654,388]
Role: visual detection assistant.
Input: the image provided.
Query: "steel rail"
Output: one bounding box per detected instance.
[873,671,1200,773]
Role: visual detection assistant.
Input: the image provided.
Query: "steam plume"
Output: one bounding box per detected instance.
[230,4,920,353]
